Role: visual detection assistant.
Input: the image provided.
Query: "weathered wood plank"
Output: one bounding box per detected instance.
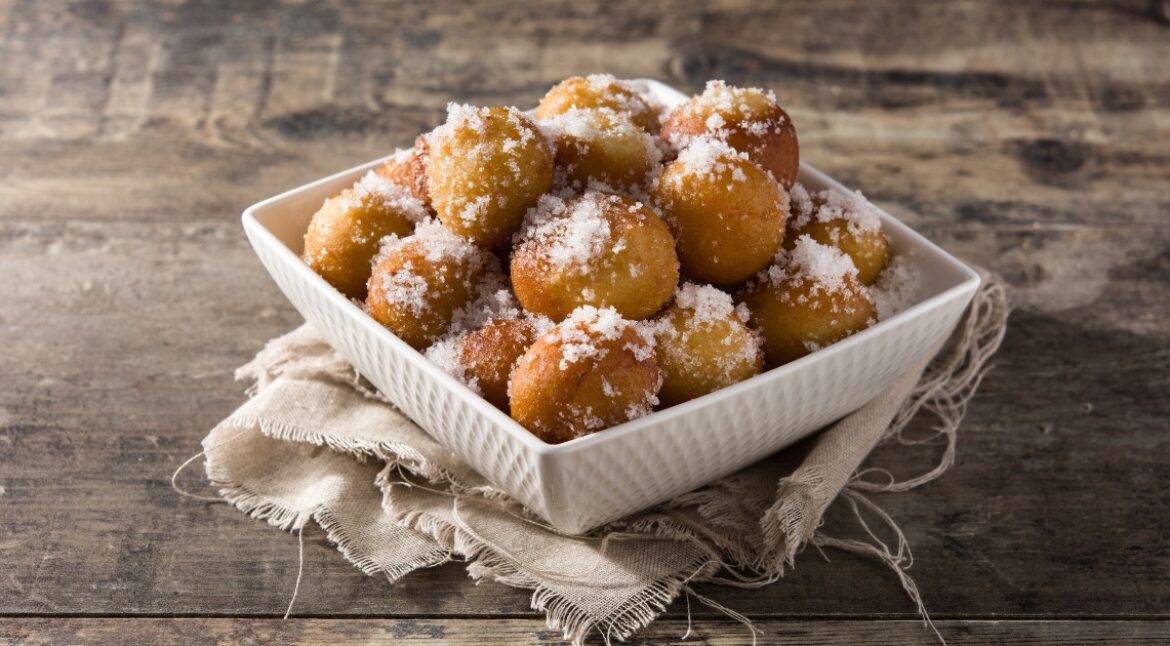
[3,618,1170,645]
[0,0,1168,625]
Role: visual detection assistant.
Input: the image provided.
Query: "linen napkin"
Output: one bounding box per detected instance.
[195,274,1007,644]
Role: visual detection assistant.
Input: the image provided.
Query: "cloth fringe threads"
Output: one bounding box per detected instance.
[179,274,1009,645]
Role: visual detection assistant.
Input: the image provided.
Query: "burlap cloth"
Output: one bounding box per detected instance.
[185,275,1008,644]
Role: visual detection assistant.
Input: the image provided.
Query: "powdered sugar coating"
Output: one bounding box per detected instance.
[448,282,552,343]
[538,108,666,198]
[536,74,664,132]
[514,192,625,274]
[691,80,779,116]
[761,235,861,298]
[430,103,491,142]
[870,251,922,320]
[664,80,784,151]
[789,185,882,235]
[670,136,751,185]
[326,171,429,237]
[430,103,538,227]
[654,283,763,390]
[788,182,815,220]
[583,74,651,109]
[444,279,507,331]
[664,136,789,213]
[384,147,413,165]
[373,260,431,315]
[376,218,485,267]
[672,282,746,324]
[424,335,479,393]
[538,107,611,142]
[425,308,555,401]
[540,108,664,162]
[370,218,499,318]
[425,103,554,246]
[550,305,656,371]
[556,305,626,369]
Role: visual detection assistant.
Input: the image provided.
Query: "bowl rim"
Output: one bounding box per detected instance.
[241,78,982,458]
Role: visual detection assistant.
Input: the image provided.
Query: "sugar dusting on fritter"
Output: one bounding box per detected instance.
[427,103,545,226]
[371,219,497,315]
[664,80,785,151]
[658,283,762,375]
[761,235,863,301]
[671,136,750,185]
[514,191,628,273]
[547,306,659,432]
[870,251,921,320]
[789,184,882,236]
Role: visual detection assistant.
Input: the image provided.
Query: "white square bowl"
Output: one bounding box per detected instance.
[242,79,980,534]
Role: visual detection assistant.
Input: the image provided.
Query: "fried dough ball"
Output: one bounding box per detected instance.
[425,105,554,247]
[375,137,433,212]
[653,138,788,287]
[661,80,799,188]
[366,220,501,349]
[422,288,543,403]
[739,236,876,367]
[511,192,679,321]
[653,283,763,407]
[509,306,660,443]
[303,171,429,299]
[535,74,661,134]
[786,184,890,285]
[455,317,546,411]
[541,108,662,191]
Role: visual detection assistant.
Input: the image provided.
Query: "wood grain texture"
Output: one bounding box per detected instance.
[1,0,1168,641]
[3,619,1170,646]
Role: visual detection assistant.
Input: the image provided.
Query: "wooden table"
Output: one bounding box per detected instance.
[2,1,1168,643]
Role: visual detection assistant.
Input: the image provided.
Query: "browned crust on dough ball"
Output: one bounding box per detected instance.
[425,107,555,247]
[303,190,418,299]
[654,155,786,287]
[739,277,875,367]
[375,138,434,211]
[366,238,492,349]
[509,325,659,443]
[535,76,661,134]
[654,305,763,407]
[510,194,680,321]
[661,91,799,188]
[456,317,539,411]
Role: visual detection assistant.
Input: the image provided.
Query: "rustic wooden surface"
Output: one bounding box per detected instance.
[4,619,1170,646]
[1,0,1168,643]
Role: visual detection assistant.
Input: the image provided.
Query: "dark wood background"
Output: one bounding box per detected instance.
[2,0,1168,643]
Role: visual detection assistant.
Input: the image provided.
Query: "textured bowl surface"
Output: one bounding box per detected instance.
[242,79,980,533]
